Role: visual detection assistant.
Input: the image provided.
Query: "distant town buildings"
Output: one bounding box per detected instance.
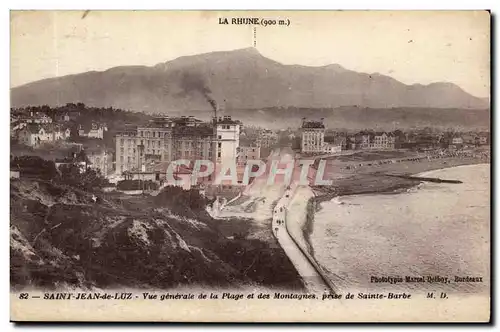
[25,112,52,124]
[477,134,489,145]
[17,124,71,147]
[256,129,278,148]
[9,104,491,191]
[238,144,261,166]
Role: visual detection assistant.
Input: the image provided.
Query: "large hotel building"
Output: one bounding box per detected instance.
[301,118,326,154]
[115,115,241,174]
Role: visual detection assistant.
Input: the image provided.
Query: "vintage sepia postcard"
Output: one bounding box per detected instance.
[10,10,490,322]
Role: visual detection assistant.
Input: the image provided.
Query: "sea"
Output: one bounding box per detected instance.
[310,164,490,294]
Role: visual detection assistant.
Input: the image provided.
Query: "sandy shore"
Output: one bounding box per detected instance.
[301,156,490,259]
[314,156,489,202]
[305,162,490,295]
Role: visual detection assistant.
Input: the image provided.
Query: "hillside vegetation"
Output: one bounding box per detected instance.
[10,163,302,291]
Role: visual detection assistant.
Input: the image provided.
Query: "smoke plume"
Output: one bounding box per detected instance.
[180,71,218,111]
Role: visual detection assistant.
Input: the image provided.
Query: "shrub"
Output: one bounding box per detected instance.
[153,186,208,214]
[59,164,111,191]
[10,156,59,181]
[116,179,158,191]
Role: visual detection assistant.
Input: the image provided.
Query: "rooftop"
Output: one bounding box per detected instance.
[214,115,242,125]
[302,121,325,129]
[23,123,69,134]
[173,125,214,137]
[152,161,193,174]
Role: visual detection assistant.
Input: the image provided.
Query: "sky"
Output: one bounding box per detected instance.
[10,10,490,98]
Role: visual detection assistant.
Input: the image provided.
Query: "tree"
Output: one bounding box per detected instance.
[59,163,109,191]
[11,156,59,181]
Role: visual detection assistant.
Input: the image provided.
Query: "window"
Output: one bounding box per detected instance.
[218,135,222,139]
[218,143,222,148]
[217,152,221,158]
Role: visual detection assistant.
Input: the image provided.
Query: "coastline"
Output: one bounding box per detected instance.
[313,156,489,204]
[301,161,490,294]
[302,157,490,266]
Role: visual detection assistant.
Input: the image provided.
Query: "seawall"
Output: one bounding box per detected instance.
[286,186,338,293]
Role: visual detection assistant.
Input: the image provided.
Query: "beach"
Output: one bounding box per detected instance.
[306,162,490,294]
[314,154,490,201]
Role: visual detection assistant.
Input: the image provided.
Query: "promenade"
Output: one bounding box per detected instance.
[271,185,329,293]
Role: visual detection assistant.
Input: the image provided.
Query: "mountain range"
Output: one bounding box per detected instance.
[11,48,489,112]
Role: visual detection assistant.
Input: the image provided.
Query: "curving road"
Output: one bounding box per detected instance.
[219,147,332,293]
[268,150,331,293]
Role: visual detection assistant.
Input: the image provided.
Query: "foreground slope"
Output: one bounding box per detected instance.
[10,178,303,290]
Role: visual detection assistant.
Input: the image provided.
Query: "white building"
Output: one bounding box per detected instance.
[215,115,241,165]
[324,143,342,154]
[451,136,464,145]
[370,132,396,150]
[301,119,325,154]
[79,123,107,139]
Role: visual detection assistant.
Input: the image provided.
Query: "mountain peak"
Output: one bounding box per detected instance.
[11,48,489,111]
[323,63,348,73]
[235,47,261,55]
